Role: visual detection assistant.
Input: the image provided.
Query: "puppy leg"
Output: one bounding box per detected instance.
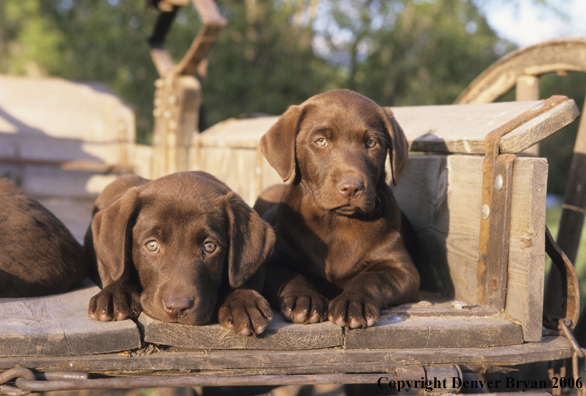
[88,282,142,322]
[266,265,329,324]
[218,289,273,336]
[218,270,273,336]
[328,260,419,328]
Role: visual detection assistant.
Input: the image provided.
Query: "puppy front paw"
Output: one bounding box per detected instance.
[280,292,328,324]
[218,289,273,336]
[88,283,141,322]
[328,293,379,328]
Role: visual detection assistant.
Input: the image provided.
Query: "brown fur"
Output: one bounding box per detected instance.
[0,178,87,297]
[84,171,275,336]
[254,89,420,328]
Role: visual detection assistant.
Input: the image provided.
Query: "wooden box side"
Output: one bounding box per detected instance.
[392,155,547,341]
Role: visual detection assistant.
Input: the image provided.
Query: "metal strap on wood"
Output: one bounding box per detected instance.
[476,95,569,309]
[544,226,581,329]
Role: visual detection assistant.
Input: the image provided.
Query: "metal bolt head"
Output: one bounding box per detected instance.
[451,301,470,310]
[531,102,545,111]
[482,204,490,219]
[495,175,503,191]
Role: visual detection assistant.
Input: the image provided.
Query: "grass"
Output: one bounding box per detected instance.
[545,204,586,311]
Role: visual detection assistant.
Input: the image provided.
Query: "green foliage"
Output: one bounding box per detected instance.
[202,0,337,125]
[0,0,517,143]
[316,0,515,106]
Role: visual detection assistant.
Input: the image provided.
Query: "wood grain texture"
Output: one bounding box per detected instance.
[0,75,134,166]
[195,99,575,206]
[138,313,344,350]
[197,100,578,155]
[0,337,572,374]
[392,155,547,341]
[505,157,548,341]
[0,279,141,357]
[345,314,523,349]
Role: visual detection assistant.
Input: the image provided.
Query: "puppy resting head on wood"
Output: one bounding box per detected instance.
[85,171,275,336]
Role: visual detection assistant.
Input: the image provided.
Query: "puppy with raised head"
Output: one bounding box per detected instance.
[85,171,275,336]
[0,178,87,297]
[255,89,420,328]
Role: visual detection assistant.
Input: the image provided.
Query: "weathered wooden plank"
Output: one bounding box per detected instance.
[138,312,344,351]
[505,157,548,341]
[0,337,572,374]
[345,315,523,349]
[386,299,499,317]
[197,99,578,155]
[0,75,134,166]
[0,279,141,357]
[392,155,547,341]
[192,146,281,205]
[0,165,117,199]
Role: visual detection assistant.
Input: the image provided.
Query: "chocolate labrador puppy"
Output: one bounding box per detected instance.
[0,178,87,297]
[255,89,420,328]
[85,171,275,336]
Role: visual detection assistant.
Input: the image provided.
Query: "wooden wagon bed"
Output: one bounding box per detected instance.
[0,96,581,392]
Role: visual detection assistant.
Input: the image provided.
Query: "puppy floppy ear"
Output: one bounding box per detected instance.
[91,187,140,287]
[260,105,304,183]
[222,192,276,288]
[381,107,409,185]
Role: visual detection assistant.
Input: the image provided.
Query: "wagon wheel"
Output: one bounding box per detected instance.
[456,37,586,339]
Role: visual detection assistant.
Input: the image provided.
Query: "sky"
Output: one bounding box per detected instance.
[482,0,586,47]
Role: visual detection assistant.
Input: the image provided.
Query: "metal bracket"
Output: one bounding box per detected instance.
[476,95,569,309]
[544,227,581,329]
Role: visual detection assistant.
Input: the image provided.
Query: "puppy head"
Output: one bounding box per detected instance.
[260,89,408,215]
[91,171,274,325]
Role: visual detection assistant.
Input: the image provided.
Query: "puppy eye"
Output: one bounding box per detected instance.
[145,240,159,253]
[366,139,377,148]
[203,242,216,254]
[315,138,328,147]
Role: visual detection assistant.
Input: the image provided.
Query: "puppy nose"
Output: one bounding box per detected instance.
[163,296,194,317]
[337,179,364,199]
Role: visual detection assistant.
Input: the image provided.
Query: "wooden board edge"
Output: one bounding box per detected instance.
[500,100,580,154]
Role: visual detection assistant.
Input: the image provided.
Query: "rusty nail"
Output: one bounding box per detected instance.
[451,301,469,310]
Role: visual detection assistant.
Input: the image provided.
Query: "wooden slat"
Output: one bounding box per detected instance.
[0,337,572,374]
[0,279,141,357]
[345,315,523,349]
[0,76,135,165]
[0,164,118,199]
[391,155,547,341]
[138,313,344,351]
[197,99,579,155]
[193,146,281,205]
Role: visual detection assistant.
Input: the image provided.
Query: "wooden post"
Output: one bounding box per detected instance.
[148,0,226,178]
[152,75,201,179]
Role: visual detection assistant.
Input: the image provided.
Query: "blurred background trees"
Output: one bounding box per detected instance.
[0,0,582,197]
